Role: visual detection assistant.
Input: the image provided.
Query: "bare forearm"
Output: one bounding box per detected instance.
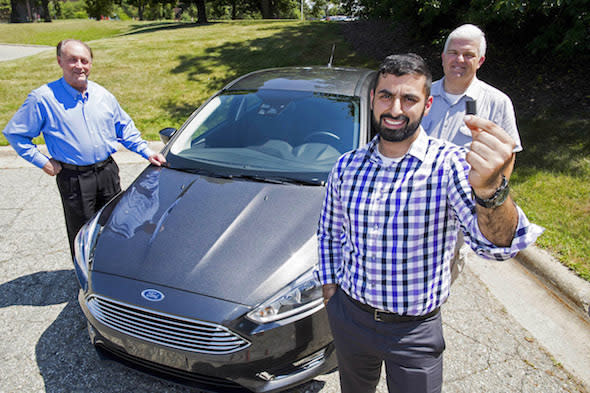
[476,197,518,247]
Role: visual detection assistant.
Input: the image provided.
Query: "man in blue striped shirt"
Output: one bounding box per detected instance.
[2,39,166,258]
[316,54,543,393]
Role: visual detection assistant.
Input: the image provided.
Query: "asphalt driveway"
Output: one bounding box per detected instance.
[0,145,587,392]
[0,43,52,61]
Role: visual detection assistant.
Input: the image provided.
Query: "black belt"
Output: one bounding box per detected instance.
[347,294,439,322]
[59,156,113,172]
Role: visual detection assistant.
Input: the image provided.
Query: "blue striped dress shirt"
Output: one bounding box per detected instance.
[2,77,153,168]
[316,130,543,316]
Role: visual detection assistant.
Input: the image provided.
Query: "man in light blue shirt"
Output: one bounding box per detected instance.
[421,24,523,280]
[3,39,166,258]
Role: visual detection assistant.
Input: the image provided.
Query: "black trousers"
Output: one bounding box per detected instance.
[56,156,121,259]
[325,288,445,393]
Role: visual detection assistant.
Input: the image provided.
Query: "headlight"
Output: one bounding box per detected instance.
[247,268,324,324]
[73,208,104,289]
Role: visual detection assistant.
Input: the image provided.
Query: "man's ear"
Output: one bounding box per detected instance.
[424,95,433,116]
[477,55,486,69]
[370,90,374,110]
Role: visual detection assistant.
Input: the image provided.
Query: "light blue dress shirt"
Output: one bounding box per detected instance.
[421,78,522,152]
[2,77,153,168]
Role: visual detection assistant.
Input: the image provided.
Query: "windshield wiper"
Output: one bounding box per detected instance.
[169,167,325,186]
[229,174,286,184]
[174,167,233,179]
[231,174,325,186]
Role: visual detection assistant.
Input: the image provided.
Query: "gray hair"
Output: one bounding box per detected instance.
[57,39,93,59]
[443,24,486,57]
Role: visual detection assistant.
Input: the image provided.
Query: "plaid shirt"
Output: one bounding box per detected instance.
[316,130,543,316]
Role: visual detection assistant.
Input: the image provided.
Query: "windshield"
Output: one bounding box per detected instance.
[168,89,360,183]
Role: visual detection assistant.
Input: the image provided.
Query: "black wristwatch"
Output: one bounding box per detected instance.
[472,175,510,208]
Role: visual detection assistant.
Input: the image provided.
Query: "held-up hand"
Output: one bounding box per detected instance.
[42,158,62,176]
[464,115,516,198]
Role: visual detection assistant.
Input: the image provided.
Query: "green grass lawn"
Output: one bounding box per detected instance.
[0,20,374,139]
[0,20,588,281]
[510,117,590,281]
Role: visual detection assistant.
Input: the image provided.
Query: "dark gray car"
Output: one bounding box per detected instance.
[74,66,375,392]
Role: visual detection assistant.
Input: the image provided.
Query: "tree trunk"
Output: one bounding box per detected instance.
[41,0,51,22]
[10,0,29,22]
[196,0,207,23]
[260,0,270,19]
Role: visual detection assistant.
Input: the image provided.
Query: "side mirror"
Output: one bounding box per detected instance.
[159,127,177,144]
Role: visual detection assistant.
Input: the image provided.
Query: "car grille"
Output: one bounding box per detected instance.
[86,295,250,355]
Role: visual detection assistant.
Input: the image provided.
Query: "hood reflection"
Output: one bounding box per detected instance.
[110,169,161,239]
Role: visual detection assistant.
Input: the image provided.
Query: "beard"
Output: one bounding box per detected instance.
[371,109,425,142]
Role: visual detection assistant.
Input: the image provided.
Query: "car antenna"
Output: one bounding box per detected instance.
[327,44,336,67]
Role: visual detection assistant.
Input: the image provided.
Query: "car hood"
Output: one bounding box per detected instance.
[92,166,325,307]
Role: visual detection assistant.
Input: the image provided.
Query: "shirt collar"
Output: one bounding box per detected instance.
[59,77,89,101]
[463,77,482,100]
[432,80,445,97]
[367,127,429,165]
[436,77,482,101]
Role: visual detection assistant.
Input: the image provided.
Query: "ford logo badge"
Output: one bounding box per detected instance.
[141,289,165,302]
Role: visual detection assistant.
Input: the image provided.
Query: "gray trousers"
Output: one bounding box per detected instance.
[325,288,445,393]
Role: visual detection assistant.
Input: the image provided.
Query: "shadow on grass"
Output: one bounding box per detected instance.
[121,21,217,36]
[170,23,350,81]
[512,116,590,183]
[161,100,200,128]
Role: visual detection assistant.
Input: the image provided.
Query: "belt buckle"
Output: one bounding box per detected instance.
[374,310,384,322]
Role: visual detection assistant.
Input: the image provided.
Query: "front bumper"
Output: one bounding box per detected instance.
[78,272,336,392]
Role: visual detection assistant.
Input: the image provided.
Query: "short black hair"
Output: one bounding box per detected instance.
[372,53,432,97]
[56,39,93,60]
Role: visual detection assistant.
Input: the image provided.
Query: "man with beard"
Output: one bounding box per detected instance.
[316,54,542,393]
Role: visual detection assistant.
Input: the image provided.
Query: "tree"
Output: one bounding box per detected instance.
[10,0,29,22]
[337,0,589,57]
[39,0,49,21]
[240,0,297,19]
[9,0,50,22]
[195,0,205,22]
[176,0,206,22]
[85,0,114,18]
[127,0,149,20]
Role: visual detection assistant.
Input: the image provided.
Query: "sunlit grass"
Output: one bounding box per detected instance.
[0,20,374,140]
[511,117,590,280]
[0,19,150,45]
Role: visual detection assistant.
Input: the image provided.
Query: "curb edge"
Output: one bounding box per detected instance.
[515,246,590,319]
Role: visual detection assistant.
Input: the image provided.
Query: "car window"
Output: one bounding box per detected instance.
[169,89,360,182]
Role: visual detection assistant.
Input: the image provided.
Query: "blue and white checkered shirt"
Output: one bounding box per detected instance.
[316,130,543,316]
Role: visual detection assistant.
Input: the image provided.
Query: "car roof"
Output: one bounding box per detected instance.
[223,66,374,97]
